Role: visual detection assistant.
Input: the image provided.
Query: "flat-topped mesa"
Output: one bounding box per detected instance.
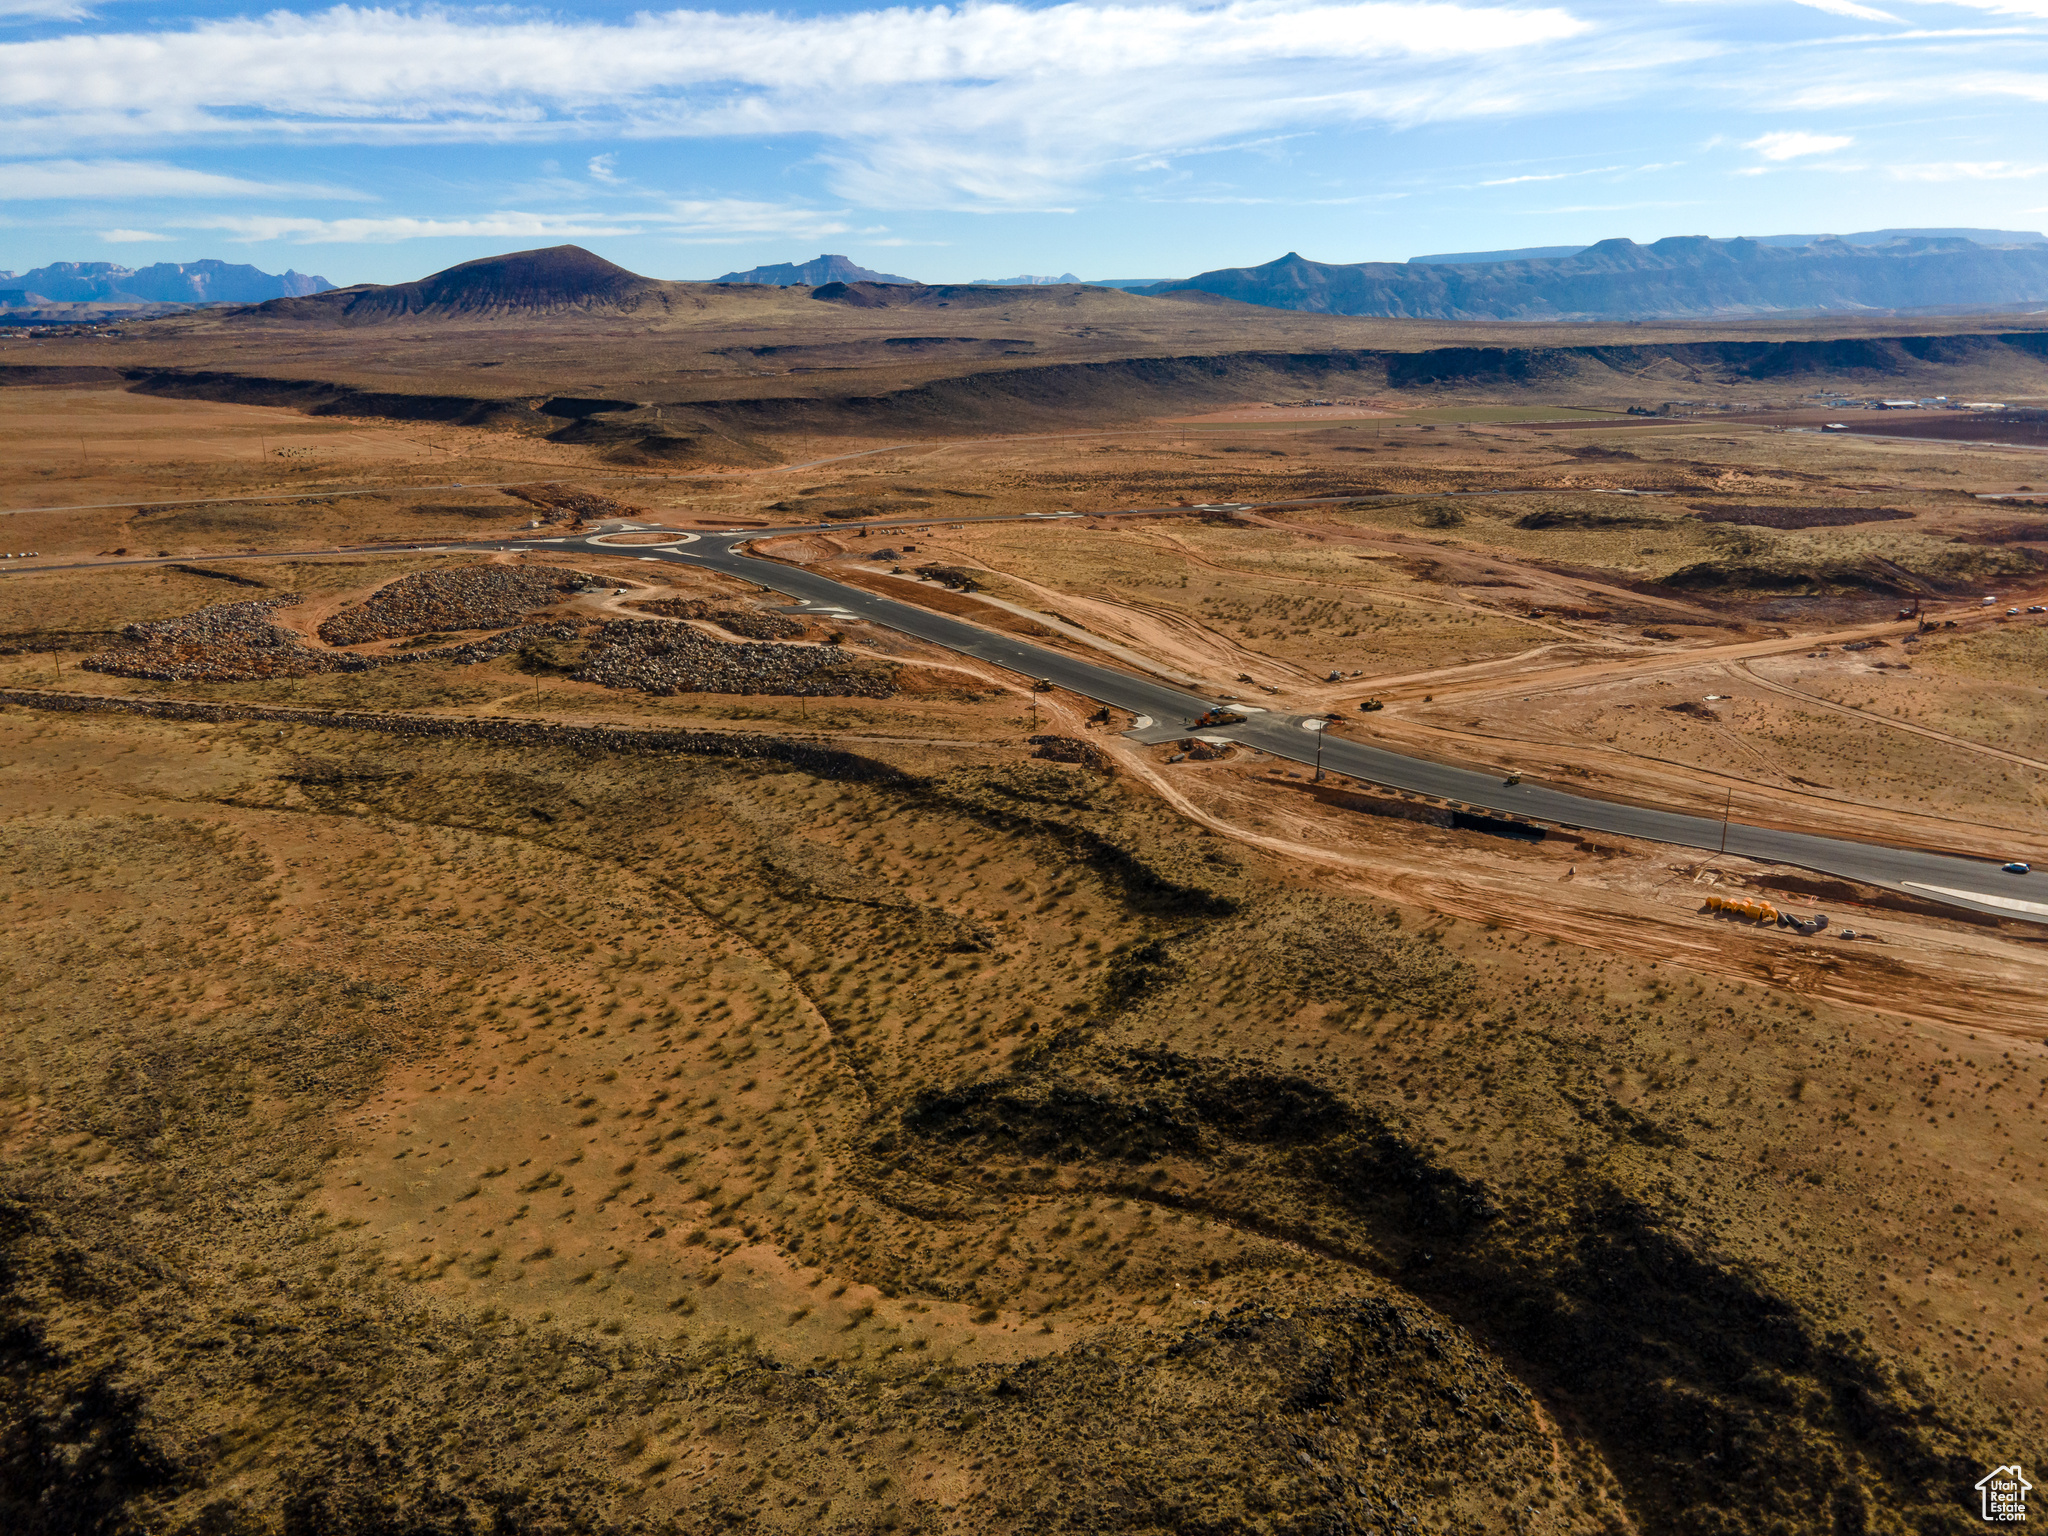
[249,245,666,321]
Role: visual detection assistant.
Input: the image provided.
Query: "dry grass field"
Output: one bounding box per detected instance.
[6,291,2048,1534]
[5,705,2045,1536]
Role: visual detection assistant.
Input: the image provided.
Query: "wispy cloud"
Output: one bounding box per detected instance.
[1887,159,2048,179]
[98,227,165,241]
[0,0,91,20]
[1745,130,1855,160]
[0,158,367,200]
[0,0,1634,206]
[1791,0,1901,22]
[1482,163,1625,185]
[179,198,857,245]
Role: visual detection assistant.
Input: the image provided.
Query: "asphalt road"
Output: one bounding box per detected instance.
[521,517,2044,927]
[8,497,2040,925]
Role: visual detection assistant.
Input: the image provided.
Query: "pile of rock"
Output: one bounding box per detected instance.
[628,597,805,640]
[318,565,599,645]
[575,620,896,698]
[89,595,317,680]
[501,484,642,524]
[1030,734,1114,773]
[83,594,580,682]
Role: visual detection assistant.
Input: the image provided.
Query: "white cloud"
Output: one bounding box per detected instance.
[0,0,90,19]
[1926,0,2048,17]
[1482,163,1625,185]
[98,227,165,241]
[1790,0,1900,22]
[1522,199,1699,212]
[1744,130,1854,160]
[179,198,855,245]
[191,213,644,245]
[1887,160,2048,179]
[587,153,620,183]
[656,199,857,239]
[0,158,366,201]
[0,0,1625,206]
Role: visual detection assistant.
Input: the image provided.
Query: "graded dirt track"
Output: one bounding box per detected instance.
[4,279,2048,1536]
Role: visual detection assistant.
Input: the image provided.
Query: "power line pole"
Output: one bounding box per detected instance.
[1719,785,1733,855]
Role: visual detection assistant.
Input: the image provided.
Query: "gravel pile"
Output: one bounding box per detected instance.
[1030,734,1114,773]
[575,620,896,698]
[502,484,642,524]
[83,595,579,682]
[317,565,599,646]
[87,595,320,680]
[628,598,806,640]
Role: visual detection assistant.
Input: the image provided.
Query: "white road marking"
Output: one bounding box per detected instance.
[1903,882,2048,917]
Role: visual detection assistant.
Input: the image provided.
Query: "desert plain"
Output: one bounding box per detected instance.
[3,252,2047,1536]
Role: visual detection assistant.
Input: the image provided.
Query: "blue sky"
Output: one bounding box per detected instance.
[4,0,2048,285]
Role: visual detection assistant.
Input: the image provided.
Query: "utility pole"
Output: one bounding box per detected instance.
[1719,784,1733,855]
[1314,727,1325,781]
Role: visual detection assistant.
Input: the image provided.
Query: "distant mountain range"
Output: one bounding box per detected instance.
[974,272,1080,285]
[1408,228,2048,266]
[0,258,333,306]
[714,254,915,286]
[53,234,2048,333]
[1143,233,2048,319]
